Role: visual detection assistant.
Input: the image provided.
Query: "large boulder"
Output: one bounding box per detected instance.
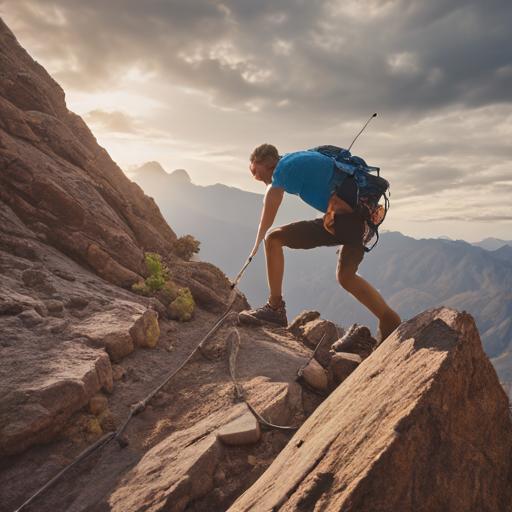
[0,341,113,455]
[227,307,512,512]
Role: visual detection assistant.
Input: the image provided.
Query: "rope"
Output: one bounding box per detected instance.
[15,285,299,510]
[227,326,300,431]
[14,432,115,512]
[15,290,240,512]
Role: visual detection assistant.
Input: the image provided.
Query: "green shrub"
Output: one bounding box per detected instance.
[146,274,166,292]
[146,253,164,276]
[168,288,195,321]
[132,254,196,321]
[133,253,167,294]
[132,281,150,295]
[157,280,179,305]
[172,235,200,262]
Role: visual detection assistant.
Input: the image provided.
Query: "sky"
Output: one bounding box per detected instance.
[1,0,511,242]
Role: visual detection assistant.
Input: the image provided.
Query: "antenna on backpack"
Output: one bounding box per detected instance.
[348,113,377,152]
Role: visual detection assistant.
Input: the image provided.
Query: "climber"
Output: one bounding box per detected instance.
[241,143,401,343]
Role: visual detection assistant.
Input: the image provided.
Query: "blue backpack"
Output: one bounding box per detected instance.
[311,145,390,251]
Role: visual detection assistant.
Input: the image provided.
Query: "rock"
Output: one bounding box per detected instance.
[218,410,261,445]
[18,308,46,328]
[288,310,321,335]
[89,393,109,415]
[71,304,159,360]
[327,352,362,392]
[45,299,64,314]
[21,269,57,295]
[314,332,337,369]
[332,323,376,359]
[72,311,134,360]
[111,364,126,380]
[300,358,328,392]
[0,19,177,288]
[86,244,141,289]
[301,318,339,354]
[129,308,160,348]
[98,409,122,431]
[108,405,248,512]
[227,307,512,512]
[0,344,113,455]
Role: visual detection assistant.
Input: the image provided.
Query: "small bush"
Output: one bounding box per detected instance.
[132,254,196,320]
[132,253,167,294]
[157,280,179,305]
[146,274,166,292]
[172,235,200,262]
[146,253,164,276]
[132,281,150,295]
[168,288,195,321]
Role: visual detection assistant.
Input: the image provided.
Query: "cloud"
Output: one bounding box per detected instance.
[83,109,138,133]
[4,0,512,119]
[2,0,511,241]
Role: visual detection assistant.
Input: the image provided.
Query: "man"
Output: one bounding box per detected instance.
[242,143,401,343]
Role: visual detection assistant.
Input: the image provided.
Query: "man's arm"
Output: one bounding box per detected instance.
[250,185,285,257]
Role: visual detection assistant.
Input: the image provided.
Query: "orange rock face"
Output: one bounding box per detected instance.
[0,19,176,286]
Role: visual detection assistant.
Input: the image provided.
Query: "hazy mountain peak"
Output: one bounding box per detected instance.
[169,168,192,183]
[472,237,512,251]
[135,161,168,176]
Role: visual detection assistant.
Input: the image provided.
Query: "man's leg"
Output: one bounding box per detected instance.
[241,219,339,326]
[337,244,401,342]
[264,229,285,308]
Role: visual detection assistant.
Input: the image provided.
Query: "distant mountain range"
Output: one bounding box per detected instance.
[471,237,512,251]
[128,163,512,381]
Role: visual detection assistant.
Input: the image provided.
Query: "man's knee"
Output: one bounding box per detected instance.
[337,267,356,290]
[265,229,285,249]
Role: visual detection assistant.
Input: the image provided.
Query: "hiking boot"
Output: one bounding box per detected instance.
[240,301,288,327]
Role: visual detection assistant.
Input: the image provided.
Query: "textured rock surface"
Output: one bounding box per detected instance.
[218,410,261,445]
[0,19,176,285]
[288,310,321,336]
[0,18,174,457]
[332,323,377,359]
[97,325,313,512]
[228,307,512,512]
[301,358,328,392]
[327,352,362,392]
[0,344,112,455]
[300,318,339,350]
[70,303,159,360]
[108,407,235,512]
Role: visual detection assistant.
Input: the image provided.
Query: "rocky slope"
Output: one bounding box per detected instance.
[0,19,176,288]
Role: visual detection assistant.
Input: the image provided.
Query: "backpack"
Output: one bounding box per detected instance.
[310,145,390,251]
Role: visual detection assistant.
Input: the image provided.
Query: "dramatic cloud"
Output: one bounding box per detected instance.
[1,0,511,240]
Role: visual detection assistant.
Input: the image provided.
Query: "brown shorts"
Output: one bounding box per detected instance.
[269,212,365,273]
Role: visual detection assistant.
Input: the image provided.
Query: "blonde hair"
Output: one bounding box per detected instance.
[250,144,280,169]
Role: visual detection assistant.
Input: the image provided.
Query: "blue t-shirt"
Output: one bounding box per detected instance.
[271,150,343,213]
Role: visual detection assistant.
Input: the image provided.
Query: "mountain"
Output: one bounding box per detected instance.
[472,237,512,251]
[492,244,512,263]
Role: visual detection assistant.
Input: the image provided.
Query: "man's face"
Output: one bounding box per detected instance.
[250,162,268,183]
